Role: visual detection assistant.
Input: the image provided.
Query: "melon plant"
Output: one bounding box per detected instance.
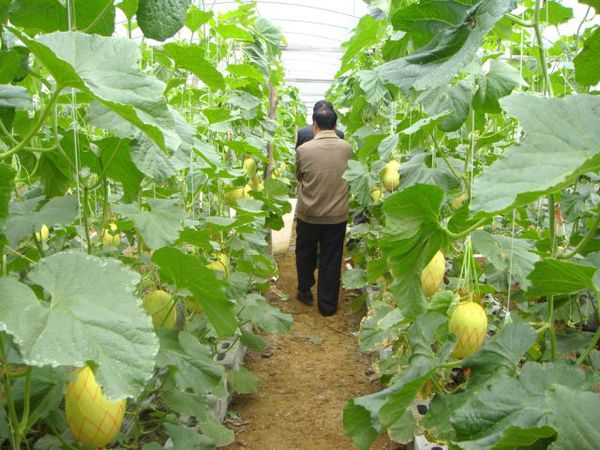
[448,301,488,358]
[65,366,126,448]
[143,289,177,329]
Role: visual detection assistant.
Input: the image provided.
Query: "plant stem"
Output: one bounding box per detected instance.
[82,187,93,254]
[0,333,21,449]
[431,133,463,181]
[0,88,62,160]
[547,193,558,360]
[559,210,600,259]
[504,13,535,28]
[533,0,554,97]
[576,326,600,366]
[445,217,490,241]
[18,368,32,437]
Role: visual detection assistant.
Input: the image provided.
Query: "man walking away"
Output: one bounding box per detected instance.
[296,100,344,149]
[295,106,352,316]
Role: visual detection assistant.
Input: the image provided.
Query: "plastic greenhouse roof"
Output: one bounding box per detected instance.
[210,0,369,117]
[116,0,598,118]
[117,1,368,118]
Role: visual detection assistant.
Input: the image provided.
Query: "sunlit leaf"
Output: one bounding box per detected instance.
[0,252,158,400]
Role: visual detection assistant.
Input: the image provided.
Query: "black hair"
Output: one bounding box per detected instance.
[312,107,337,130]
[313,100,334,111]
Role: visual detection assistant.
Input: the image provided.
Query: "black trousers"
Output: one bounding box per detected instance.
[295,218,347,315]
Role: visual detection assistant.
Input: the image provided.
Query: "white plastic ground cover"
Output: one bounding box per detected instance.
[272,198,297,255]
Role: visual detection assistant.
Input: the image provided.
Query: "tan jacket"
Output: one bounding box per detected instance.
[295,130,352,224]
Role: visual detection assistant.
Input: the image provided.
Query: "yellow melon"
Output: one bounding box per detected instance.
[449,301,488,358]
[381,160,400,191]
[65,367,125,449]
[421,251,445,297]
[102,223,120,247]
[143,290,177,329]
[207,253,231,274]
[242,157,257,176]
[370,187,383,203]
[35,224,49,242]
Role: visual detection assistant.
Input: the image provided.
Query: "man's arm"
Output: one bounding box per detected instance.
[295,148,303,182]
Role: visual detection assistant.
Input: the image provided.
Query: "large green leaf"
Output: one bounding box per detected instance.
[391,0,478,45]
[417,78,473,132]
[152,247,237,337]
[471,94,600,215]
[185,5,212,32]
[130,135,179,181]
[0,252,158,400]
[399,152,461,191]
[424,321,537,438]
[574,27,600,87]
[5,195,78,246]
[537,1,573,26]
[382,185,449,320]
[238,293,292,334]
[162,43,225,90]
[96,138,144,203]
[164,423,214,450]
[472,59,527,114]
[18,31,177,151]
[113,198,185,249]
[450,361,599,449]
[0,85,31,109]
[343,160,372,207]
[137,0,190,41]
[339,15,386,74]
[157,330,224,393]
[9,0,115,35]
[344,343,453,449]
[471,230,539,291]
[357,69,388,105]
[378,0,510,91]
[527,259,598,297]
[0,48,29,84]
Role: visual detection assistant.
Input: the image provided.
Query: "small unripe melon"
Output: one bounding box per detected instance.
[381,160,400,191]
[421,251,445,297]
[35,224,49,242]
[242,157,257,176]
[65,366,125,448]
[143,289,176,329]
[370,187,383,203]
[102,223,121,247]
[449,302,488,358]
[207,253,231,274]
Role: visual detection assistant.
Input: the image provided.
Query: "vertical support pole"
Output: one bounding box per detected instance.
[265,82,278,255]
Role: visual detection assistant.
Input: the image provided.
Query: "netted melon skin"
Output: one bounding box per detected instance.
[449,302,488,358]
[66,367,125,448]
[421,251,445,297]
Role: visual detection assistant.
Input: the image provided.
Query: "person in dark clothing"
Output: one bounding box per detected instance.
[296,100,344,149]
[295,105,352,316]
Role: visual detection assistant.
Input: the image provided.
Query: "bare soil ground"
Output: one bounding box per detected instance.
[223,250,401,450]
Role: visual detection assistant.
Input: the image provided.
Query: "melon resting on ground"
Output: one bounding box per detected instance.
[65,366,126,449]
[449,301,488,358]
[421,251,445,297]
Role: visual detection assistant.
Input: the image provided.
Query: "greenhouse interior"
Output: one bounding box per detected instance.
[0,0,599,449]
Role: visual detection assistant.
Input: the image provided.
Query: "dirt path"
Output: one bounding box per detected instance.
[223,250,399,450]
